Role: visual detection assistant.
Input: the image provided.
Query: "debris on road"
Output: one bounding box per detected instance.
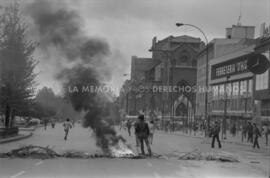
[0,145,59,159]
[0,145,162,159]
[177,150,239,162]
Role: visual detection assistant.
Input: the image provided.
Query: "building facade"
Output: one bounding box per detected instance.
[253,23,270,126]
[120,35,203,126]
[196,25,256,126]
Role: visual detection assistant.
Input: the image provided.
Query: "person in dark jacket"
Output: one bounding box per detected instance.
[135,115,152,156]
[211,122,222,148]
[247,122,253,143]
[253,123,261,149]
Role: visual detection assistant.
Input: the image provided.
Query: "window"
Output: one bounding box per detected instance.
[240,80,247,97]
[225,83,232,97]
[232,82,239,97]
[219,84,224,98]
[213,85,219,99]
[248,79,253,96]
[255,69,269,90]
[176,55,189,66]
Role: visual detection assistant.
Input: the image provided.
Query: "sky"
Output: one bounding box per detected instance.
[1,0,270,95]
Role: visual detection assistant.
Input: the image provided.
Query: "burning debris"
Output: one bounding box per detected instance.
[109,140,135,158]
[0,145,158,159]
[0,145,237,162]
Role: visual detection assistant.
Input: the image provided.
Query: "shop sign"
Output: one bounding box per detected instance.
[211,55,249,79]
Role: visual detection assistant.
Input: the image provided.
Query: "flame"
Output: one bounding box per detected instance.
[109,140,135,157]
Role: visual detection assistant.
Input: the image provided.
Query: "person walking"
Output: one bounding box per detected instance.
[134,117,140,153]
[63,118,72,141]
[247,122,253,143]
[135,115,152,156]
[211,122,222,148]
[253,123,261,149]
[51,119,55,129]
[148,120,155,144]
[126,119,132,136]
[44,119,48,131]
[241,123,247,142]
[262,123,269,146]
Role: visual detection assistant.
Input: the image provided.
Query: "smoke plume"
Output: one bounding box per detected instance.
[24,0,111,81]
[24,0,125,153]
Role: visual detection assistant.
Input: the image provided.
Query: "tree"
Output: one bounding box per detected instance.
[0,3,37,128]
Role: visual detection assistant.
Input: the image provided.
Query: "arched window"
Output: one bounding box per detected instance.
[176,55,189,66]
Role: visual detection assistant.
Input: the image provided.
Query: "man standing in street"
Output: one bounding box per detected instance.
[247,122,253,144]
[126,119,132,136]
[135,115,152,156]
[262,123,269,146]
[63,118,72,141]
[253,123,261,149]
[148,120,155,144]
[211,122,222,148]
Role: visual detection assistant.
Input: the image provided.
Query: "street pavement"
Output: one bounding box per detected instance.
[0,123,269,178]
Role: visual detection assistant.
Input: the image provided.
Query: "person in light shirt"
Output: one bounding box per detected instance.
[63,118,72,141]
[148,120,155,144]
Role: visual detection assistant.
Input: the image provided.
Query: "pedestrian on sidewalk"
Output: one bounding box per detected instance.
[193,122,198,136]
[247,122,253,143]
[210,122,222,148]
[51,119,55,129]
[134,117,140,153]
[44,119,48,131]
[231,124,236,137]
[63,118,72,141]
[148,120,155,144]
[262,123,269,146]
[253,123,261,149]
[135,115,152,156]
[241,123,247,142]
[126,119,132,136]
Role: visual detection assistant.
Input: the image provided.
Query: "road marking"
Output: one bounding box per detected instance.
[147,162,153,167]
[35,160,43,166]
[10,171,25,178]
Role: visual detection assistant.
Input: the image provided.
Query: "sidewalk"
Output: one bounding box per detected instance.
[0,126,39,144]
[158,129,270,150]
[0,131,33,144]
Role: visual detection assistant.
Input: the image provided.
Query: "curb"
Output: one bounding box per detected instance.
[19,127,36,132]
[0,132,33,144]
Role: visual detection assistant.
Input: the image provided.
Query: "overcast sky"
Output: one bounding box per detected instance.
[2,0,270,95]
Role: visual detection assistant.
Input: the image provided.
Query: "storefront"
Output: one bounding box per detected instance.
[209,44,256,134]
[254,35,270,126]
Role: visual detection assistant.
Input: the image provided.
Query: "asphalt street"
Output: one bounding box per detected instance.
[0,124,269,178]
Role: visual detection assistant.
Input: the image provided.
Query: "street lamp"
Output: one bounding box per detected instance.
[176,22,210,136]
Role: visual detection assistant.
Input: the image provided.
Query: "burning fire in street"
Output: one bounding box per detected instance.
[109,140,136,158]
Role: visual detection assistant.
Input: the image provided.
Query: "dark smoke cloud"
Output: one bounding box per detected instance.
[58,65,125,154]
[25,0,110,67]
[24,0,124,153]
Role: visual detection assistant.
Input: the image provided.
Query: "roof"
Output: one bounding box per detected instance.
[132,57,155,71]
[197,38,256,56]
[210,44,255,66]
[150,35,202,51]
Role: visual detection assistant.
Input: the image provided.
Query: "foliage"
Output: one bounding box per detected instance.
[0,3,37,127]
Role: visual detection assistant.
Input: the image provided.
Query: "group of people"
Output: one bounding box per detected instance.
[211,121,269,149]
[244,122,269,148]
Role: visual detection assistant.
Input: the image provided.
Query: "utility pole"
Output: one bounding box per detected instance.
[223,75,230,139]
